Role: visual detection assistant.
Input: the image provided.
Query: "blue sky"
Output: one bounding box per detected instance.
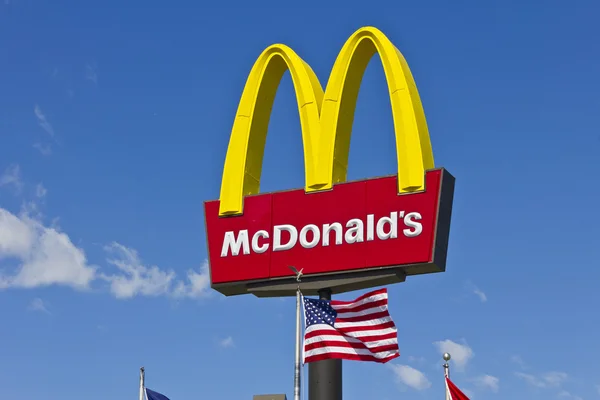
[1,1,600,399]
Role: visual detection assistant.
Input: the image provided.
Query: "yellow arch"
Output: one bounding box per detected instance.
[218,27,434,216]
[316,27,434,192]
[218,45,324,215]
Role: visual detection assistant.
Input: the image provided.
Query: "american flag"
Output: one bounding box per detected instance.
[302,288,400,363]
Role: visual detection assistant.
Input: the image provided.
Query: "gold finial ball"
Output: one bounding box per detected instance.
[443,353,451,361]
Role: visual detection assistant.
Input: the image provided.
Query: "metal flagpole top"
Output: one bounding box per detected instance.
[443,353,451,378]
[139,366,146,400]
[443,353,451,400]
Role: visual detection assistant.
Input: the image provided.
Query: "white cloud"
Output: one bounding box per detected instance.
[388,364,431,391]
[28,297,50,314]
[172,260,212,299]
[596,384,600,395]
[407,355,427,364]
[465,281,487,302]
[85,63,97,84]
[34,105,55,137]
[0,208,96,290]
[21,201,44,221]
[0,207,211,300]
[543,372,568,387]
[514,372,544,388]
[473,288,487,302]
[0,162,209,300]
[557,390,582,400]
[433,339,474,371]
[101,242,175,298]
[33,142,52,156]
[100,243,211,299]
[510,354,527,369]
[35,183,47,198]
[0,164,23,192]
[514,371,568,388]
[471,375,499,392]
[219,336,234,348]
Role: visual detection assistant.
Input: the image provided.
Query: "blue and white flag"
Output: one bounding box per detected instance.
[146,388,170,400]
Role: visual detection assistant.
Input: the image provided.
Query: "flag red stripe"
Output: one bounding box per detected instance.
[330,288,387,306]
[333,299,389,314]
[305,340,399,353]
[335,310,391,323]
[304,351,399,364]
[304,322,396,338]
[336,320,397,333]
[304,329,398,343]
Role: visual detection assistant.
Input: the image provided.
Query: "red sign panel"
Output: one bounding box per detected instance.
[204,169,454,297]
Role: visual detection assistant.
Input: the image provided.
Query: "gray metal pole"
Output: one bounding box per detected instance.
[294,287,302,400]
[308,288,342,400]
[289,266,304,400]
[139,367,145,400]
[443,353,451,400]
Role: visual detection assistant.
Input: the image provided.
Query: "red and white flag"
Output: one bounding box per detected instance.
[446,376,470,400]
[302,288,399,363]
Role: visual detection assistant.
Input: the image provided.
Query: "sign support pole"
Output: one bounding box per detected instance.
[308,288,342,400]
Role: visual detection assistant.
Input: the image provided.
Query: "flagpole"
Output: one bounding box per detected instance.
[139,367,145,400]
[443,353,451,400]
[290,266,304,400]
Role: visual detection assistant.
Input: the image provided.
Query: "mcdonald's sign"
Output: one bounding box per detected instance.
[204,26,455,297]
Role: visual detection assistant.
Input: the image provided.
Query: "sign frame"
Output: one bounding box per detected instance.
[204,26,455,297]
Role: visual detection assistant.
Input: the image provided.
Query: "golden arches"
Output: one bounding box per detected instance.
[218,45,325,215]
[316,27,434,191]
[218,26,434,216]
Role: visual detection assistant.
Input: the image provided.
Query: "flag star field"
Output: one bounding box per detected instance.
[1,1,600,400]
[304,299,337,327]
